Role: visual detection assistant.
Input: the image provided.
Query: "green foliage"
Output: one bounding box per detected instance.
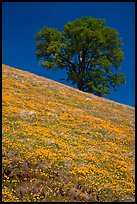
[35,17,126,96]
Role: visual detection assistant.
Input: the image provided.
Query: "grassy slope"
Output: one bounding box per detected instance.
[2,64,135,202]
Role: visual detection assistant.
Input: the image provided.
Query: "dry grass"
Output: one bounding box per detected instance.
[2,64,135,202]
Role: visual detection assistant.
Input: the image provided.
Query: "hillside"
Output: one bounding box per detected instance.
[2,64,135,202]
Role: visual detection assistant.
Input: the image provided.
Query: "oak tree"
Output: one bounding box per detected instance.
[35,17,126,96]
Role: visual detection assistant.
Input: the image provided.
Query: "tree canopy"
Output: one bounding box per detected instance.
[35,17,126,96]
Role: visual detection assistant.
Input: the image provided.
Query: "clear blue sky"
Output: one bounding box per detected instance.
[2,2,135,107]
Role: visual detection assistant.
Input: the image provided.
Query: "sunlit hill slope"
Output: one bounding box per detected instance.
[2,64,135,202]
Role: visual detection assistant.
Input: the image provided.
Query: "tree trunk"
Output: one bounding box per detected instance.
[77,82,84,91]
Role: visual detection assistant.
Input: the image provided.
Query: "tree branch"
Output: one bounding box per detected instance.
[59,50,77,71]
